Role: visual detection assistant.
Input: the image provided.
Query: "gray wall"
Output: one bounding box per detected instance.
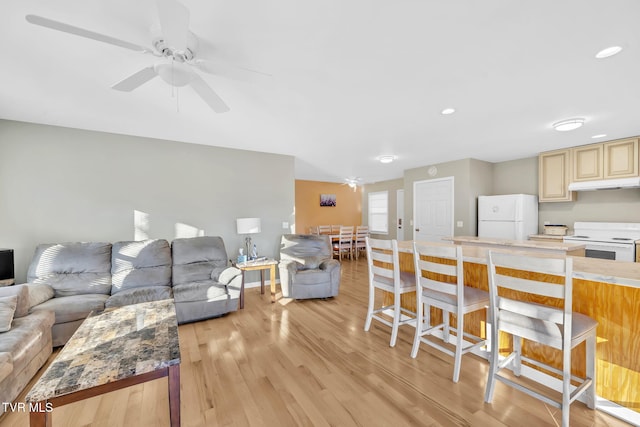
[363,154,640,239]
[404,158,493,237]
[362,178,404,239]
[0,120,295,282]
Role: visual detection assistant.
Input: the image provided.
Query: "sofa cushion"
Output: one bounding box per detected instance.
[280,234,332,269]
[105,286,172,308]
[0,284,30,318]
[27,283,55,309]
[0,296,17,332]
[111,239,172,294]
[212,267,242,285]
[173,281,229,303]
[0,310,54,375]
[0,352,12,384]
[172,237,230,285]
[27,242,112,297]
[30,294,108,324]
[293,269,331,286]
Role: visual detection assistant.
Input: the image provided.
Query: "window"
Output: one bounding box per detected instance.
[368,191,388,234]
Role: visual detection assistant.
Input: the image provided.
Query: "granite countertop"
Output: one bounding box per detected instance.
[398,240,640,289]
[26,299,180,403]
[446,235,586,251]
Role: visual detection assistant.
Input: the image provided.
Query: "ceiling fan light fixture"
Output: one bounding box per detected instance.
[154,62,193,87]
[377,155,397,164]
[553,118,585,132]
[595,46,622,59]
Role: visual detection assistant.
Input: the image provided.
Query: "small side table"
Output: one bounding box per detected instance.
[235,259,279,308]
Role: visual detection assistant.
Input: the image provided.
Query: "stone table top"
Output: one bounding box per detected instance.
[26,299,180,403]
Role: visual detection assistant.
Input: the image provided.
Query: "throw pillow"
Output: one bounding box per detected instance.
[0,295,18,332]
[27,283,55,308]
[217,267,242,285]
[210,267,227,282]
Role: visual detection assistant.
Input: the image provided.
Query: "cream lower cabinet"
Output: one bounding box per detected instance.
[539,149,576,202]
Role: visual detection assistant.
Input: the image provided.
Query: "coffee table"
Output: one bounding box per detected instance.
[26,299,181,427]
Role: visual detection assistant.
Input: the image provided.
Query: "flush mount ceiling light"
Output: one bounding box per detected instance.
[592,134,607,139]
[441,108,456,115]
[552,118,585,132]
[595,46,623,59]
[377,155,397,164]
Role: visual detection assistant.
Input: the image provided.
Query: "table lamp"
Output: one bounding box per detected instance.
[236,218,261,260]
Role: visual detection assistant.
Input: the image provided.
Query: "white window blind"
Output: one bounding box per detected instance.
[368,191,388,234]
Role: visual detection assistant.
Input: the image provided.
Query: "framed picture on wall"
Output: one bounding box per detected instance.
[320,194,337,207]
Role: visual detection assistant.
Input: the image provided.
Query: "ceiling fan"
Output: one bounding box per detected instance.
[25,0,249,113]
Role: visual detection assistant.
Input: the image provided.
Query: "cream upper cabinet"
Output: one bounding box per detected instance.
[571,138,639,182]
[539,149,576,202]
[604,138,638,178]
[573,144,603,182]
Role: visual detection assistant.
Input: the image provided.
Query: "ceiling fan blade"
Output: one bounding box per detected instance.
[25,15,150,53]
[195,59,271,82]
[156,0,189,52]
[111,67,158,91]
[189,74,230,113]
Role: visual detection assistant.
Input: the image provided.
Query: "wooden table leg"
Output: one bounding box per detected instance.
[260,270,265,295]
[29,406,51,427]
[168,364,180,427]
[270,264,277,303]
[239,271,245,309]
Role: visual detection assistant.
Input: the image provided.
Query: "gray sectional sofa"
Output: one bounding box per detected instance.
[0,235,241,416]
[27,236,242,346]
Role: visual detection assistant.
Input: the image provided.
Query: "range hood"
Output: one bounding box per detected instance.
[568,177,640,191]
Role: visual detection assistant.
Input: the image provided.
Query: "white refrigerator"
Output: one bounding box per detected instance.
[477,194,539,240]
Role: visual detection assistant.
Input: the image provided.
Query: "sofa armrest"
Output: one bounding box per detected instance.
[319,259,340,271]
[25,283,55,309]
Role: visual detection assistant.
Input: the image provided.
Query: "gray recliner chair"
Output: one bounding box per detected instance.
[279,234,341,299]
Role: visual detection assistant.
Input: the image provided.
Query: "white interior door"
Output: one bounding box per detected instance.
[396,189,404,240]
[413,177,454,242]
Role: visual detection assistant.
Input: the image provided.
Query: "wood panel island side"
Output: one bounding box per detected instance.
[381,237,640,419]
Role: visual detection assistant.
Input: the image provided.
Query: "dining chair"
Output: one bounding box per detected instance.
[308,226,319,235]
[364,237,416,347]
[354,226,369,260]
[485,251,597,427]
[318,225,331,234]
[410,242,489,382]
[331,224,342,234]
[332,226,354,260]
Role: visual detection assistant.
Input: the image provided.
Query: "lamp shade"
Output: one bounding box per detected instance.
[236,218,261,234]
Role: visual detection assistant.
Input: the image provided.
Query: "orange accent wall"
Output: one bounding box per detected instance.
[295,180,362,234]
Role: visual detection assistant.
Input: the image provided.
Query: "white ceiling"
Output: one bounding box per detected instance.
[2,0,639,184]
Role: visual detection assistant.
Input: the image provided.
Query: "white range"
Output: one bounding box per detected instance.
[563,222,640,262]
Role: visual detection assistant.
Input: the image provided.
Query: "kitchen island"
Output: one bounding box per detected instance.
[447,235,586,256]
[385,240,640,421]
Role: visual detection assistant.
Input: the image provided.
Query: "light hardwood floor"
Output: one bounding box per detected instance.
[0,258,631,427]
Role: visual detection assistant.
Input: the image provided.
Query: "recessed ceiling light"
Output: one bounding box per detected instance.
[591,134,607,139]
[552,118,585,132]
[595,46,622,59]
[441,108,456,115]
[376,155,397,164]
